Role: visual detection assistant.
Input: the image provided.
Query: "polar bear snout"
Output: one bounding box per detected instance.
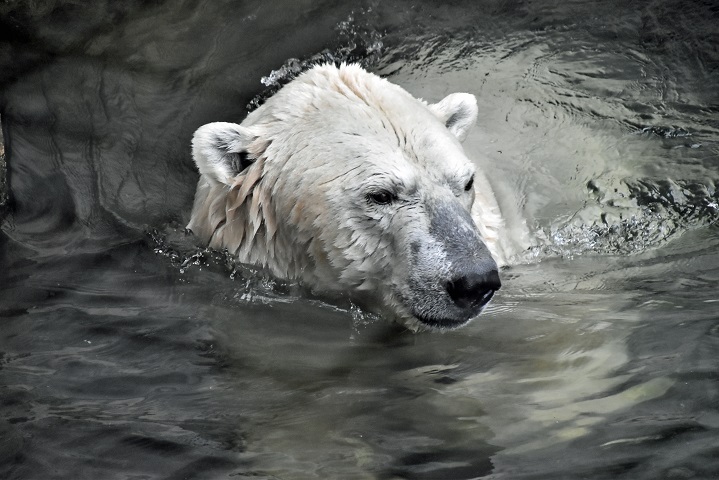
[446,267,501,312]
[401,198,501,329]
[406,257,499,330]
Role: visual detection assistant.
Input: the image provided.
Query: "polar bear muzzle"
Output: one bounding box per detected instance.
[402,197,501,329]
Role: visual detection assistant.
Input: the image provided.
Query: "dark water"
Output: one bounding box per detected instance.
[1,1,718,478]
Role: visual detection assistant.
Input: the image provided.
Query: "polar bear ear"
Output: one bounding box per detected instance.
[428,93,478,142]
[192,122,258,185]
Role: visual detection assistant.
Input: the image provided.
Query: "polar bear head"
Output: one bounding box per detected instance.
[188,64,501,330]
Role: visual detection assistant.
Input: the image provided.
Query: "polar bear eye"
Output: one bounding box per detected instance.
[367,190,396,205]
[464,175,475,192]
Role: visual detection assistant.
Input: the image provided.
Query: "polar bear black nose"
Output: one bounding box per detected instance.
[446,269,501,311]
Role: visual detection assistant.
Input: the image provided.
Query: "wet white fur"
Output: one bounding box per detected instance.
[188,64,509,328]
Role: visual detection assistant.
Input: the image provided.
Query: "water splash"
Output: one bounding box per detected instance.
[535,176,719,259]
[247,8,384,110]
[638,125,692,139]
[0,114,7,216]
[146,224,295,304]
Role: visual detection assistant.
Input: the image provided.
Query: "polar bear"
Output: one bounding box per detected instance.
[188,63,508,330]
